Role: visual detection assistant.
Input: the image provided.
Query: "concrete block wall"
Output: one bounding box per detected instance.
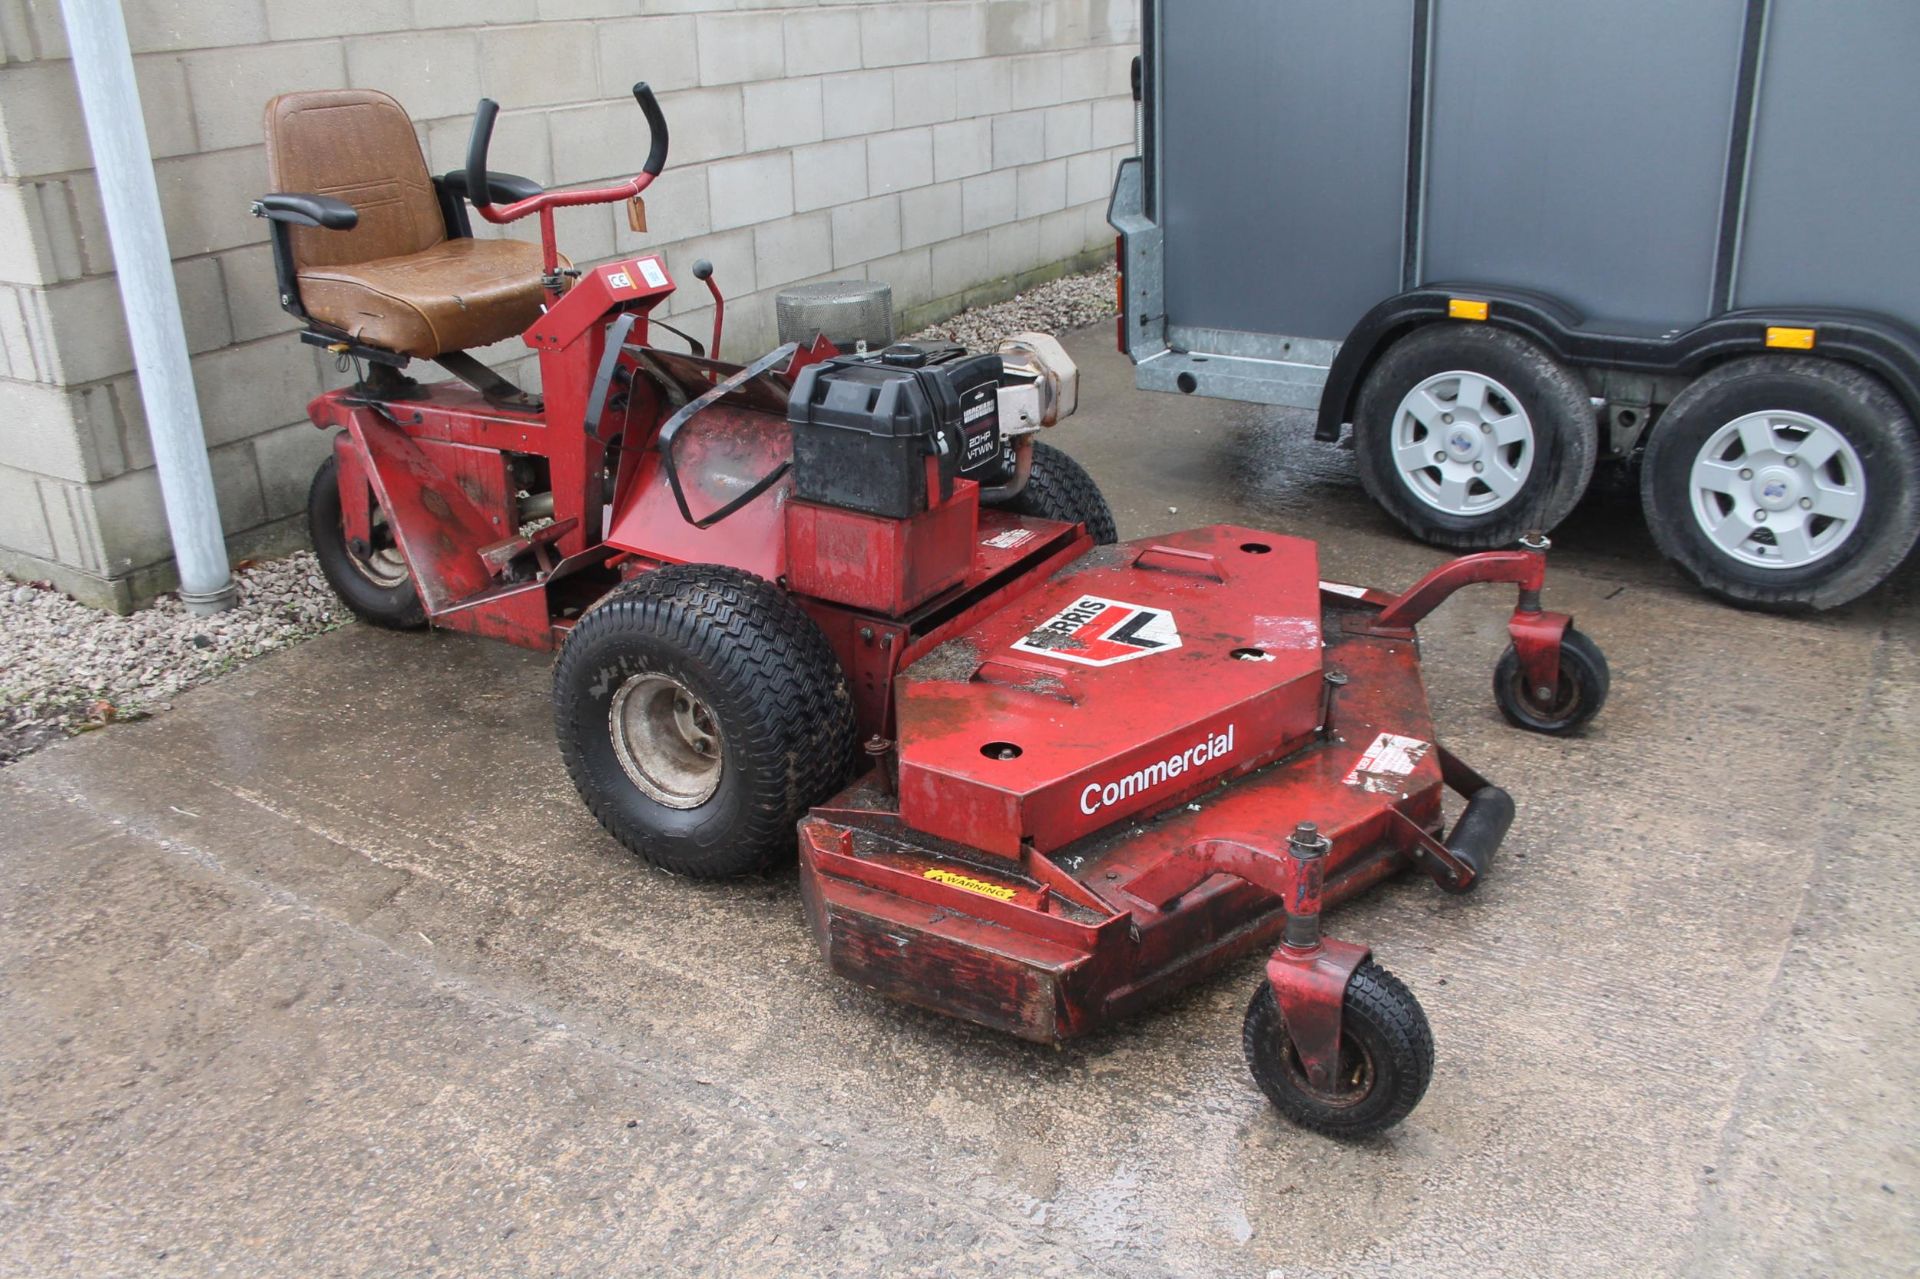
[0,0,1137,610]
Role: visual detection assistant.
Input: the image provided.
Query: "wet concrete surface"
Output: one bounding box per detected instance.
[4,327,1918,1277]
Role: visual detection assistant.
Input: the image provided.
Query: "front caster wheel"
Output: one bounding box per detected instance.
[1242,961,1434,1138]
[1492,625,1609,735]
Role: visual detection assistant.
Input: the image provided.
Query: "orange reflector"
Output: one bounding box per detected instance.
[1448,297,1489,321]
[1766,325,1815,350]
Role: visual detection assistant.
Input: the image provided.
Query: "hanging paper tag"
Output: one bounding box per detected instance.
[625,195,648,233]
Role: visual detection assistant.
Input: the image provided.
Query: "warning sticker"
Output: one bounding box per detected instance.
[1320,580,1369,599]
[983,527,1036,550]
[637,257,669,288]
[1011,595,1182,667]
[923,867,1018,901]
[1343,732,1430,794]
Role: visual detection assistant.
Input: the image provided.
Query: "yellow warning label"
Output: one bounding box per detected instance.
[922,868,1019,901]
[1766,325,1816,350]
[1448,297,1490,321]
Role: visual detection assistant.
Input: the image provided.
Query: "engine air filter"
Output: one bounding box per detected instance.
[776,280,895,351]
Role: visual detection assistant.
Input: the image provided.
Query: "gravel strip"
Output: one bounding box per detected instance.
[1,553,345,765]
[908,262,1118,348]
[0,265,1121,766]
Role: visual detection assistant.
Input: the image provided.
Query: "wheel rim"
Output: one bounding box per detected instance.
[1390,369,1535,515]
[1687,410,1866,569]
[1283,1029,1376,1109]
[1508,659,1582,723]
[345,509,411,588]
[608,673,724,809]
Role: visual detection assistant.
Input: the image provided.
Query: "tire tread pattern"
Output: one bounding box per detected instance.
[1354,323,1598,550]
[1638,355,1920,612]
[553,565,856,878]
[1243,960,1434,1138]
[998,440,1119,544]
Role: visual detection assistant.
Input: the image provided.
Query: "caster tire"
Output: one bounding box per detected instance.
[1243,961,1434,1138]
[1354,323,1597,550]
[992,440,1118,544]
[1638,356,1920,612]
[553,565,857,879]
[308,453,427,630]
[1493,625,1609,735]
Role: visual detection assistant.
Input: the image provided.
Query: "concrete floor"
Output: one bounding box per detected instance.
[3,328,1917,1278]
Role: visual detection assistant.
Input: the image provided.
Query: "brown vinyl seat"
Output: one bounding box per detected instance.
[263,89,554,358]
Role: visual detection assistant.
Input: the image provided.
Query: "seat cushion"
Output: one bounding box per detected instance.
[298,238,557,358]
[265,89,445,273]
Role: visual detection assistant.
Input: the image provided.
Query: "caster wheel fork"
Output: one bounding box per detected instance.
[1494,623,1610,735]
[1242,823,1435,1138]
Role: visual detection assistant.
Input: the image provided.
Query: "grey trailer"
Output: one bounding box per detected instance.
[1110,0,1920,611]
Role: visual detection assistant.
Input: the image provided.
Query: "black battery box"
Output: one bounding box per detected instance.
[787,343,1003,519]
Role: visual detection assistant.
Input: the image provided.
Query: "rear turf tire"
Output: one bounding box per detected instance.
[553,565,857,878]
[993,440,1119,544]
[308,453,427,630]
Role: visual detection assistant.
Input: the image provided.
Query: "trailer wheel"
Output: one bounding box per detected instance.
[1354,324,1597,549]
[1493,625,1609,735]
[553,565,857,879]
[307,454,427,630]
[992,441,1118,543]
[1243,961,1433,1138]
[1639,356,1920,611]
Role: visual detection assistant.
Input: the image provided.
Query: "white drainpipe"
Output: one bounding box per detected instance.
[58,0,235,614]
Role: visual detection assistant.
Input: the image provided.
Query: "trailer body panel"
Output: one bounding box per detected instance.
[1734,0,1920,319]
[1160,0,1412,343]
[1420,0,1746,330]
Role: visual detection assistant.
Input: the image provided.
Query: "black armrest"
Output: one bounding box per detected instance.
[251,192,358,230]
[437,170,545,205]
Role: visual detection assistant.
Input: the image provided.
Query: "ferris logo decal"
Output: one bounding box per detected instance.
[1080,724,1235,815]
[1011,595,1181,666]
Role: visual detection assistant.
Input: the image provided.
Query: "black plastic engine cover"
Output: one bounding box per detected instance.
[787,345,1003,518]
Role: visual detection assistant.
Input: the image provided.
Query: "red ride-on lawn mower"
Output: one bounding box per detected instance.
[260,83,1609,1136]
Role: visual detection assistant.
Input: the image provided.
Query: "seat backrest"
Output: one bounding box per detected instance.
[263,89,445,271]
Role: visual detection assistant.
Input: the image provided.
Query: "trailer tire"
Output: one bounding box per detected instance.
[1639,356,1920,612]
[1243,961,1433,1138]
[553,565,857,878]
[1354,324,1597,549]
[307,454,428,630]
[992,441,1118,543]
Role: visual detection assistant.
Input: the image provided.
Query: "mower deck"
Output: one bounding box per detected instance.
[798,525,1473,1043]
